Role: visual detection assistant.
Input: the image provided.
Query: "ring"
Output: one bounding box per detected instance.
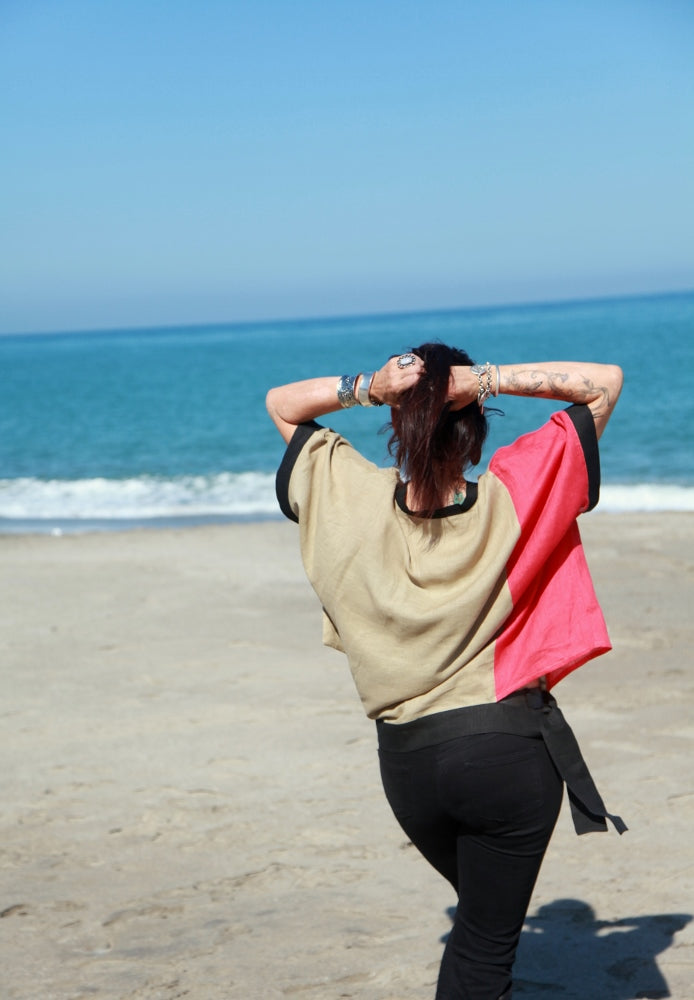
[396,353,416,368]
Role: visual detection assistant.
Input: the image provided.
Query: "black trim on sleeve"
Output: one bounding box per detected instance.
[565,404,600,511]
[275,421,323,523]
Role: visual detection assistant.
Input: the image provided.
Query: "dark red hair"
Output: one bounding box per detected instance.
[387,343,490,516]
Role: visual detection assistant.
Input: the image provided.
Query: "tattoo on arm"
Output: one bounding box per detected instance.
[506,367,612,414]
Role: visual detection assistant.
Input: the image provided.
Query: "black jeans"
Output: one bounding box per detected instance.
[378,730,563,1000]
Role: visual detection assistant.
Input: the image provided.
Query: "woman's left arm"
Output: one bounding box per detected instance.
[449,361,623,439]
[266,356,425,443]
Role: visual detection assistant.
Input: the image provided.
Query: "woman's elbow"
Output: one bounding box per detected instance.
[266,387,295,443]
[606,364,624,405]
[266,387,282,420]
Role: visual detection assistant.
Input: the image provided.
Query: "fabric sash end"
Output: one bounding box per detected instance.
[568,789,628,835]
[539,696,628,836]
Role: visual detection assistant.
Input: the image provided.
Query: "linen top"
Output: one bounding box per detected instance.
[276,404,610,724]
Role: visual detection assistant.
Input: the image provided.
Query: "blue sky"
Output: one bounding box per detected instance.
[1,0,693,334]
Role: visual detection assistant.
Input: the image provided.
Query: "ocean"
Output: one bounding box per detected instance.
[1,291,693,533]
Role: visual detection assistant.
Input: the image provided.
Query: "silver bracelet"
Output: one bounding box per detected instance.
[336,374,359,408]
[356,371,380,406]
[471,362,494,410]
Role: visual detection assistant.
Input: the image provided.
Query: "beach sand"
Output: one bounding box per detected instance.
[1,514,693,1000]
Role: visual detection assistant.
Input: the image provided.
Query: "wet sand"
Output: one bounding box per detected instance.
[2,514,693,999]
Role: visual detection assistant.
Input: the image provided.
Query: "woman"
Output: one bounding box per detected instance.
[266,344,626,1000]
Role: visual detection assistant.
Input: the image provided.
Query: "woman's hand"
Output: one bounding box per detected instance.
[447,366,480,410]
[370,354,426,407]
[266,353,427,443]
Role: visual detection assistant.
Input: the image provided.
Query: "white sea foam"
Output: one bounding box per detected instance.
[0,476,693,530]
[597,484,694,513]
[0,472,279,522]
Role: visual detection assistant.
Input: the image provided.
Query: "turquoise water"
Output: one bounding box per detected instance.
[1,291,693,531]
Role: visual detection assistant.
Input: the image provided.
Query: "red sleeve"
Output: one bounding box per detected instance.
[490,406,610,698]
[488,406,599,596]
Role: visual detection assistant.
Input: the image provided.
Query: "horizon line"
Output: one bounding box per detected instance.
[2,285,693,340]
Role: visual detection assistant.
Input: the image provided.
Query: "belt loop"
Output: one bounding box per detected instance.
[525,687,545,711]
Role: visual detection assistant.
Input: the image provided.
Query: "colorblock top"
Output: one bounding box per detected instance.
[276,404,610,724]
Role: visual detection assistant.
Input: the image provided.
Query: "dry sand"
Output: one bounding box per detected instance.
[1,514,693,1000]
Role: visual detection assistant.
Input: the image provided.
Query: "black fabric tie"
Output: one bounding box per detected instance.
[376,689,627,836]
[531,691,628,835]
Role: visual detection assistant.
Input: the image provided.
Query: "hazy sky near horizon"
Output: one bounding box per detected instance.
[1,0,693,334]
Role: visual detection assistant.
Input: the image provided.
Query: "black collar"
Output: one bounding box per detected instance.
[395,481,478,518]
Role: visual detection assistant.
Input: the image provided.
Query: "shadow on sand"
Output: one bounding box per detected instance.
[442,898,690,999]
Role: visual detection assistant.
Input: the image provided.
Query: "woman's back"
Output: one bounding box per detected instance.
[277,404,609,721]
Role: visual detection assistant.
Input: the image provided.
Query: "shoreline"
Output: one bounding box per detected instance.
[2,504,694,538]
[2,513,693,998]
[0,511,284,536]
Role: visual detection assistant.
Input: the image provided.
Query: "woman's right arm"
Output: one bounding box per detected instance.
[450,362,623,439]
